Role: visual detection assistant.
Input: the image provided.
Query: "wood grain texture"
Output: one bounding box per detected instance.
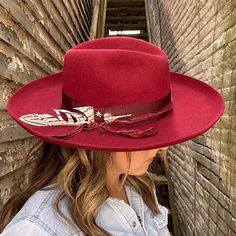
[0,0,93,208]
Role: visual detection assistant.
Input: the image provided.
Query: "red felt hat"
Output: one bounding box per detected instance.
[7,36,225,152]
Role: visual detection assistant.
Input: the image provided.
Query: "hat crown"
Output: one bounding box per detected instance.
[62,37,171,108]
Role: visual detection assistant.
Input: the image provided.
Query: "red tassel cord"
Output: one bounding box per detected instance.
[52,121,157,139]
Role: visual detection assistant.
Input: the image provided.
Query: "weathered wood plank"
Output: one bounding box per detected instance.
[0,159,38,206]
[90,0,100,39]
[0,40,47,85]
[0,0,93,210]
[90,0,107,39]
[53,0,85,42]
[0,5,61,75]
[0,76,21,110]
[0,111,32,143]
[68,0,90,40]
[0,0,64,65]
[23,0,71,52]
[0,137,41,178]
[74,0,91,35]
[143,0,151,43]
[64,0,88,40]
[79,0,92,23]
[53,0,86,41]
[87,0,93,17]
[40,0,77,47]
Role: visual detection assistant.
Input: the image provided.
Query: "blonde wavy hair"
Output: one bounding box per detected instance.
[0,141,167,236]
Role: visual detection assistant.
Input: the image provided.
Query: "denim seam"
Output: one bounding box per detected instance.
[28,189,85,235]
[25,190,58,235]
[33,189,57,218]
[26,216,57,236]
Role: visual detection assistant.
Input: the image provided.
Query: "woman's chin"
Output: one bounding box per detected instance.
[129,169,148,176]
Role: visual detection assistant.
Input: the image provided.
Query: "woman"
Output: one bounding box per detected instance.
[0,142,170,235]
[0,36,225,235]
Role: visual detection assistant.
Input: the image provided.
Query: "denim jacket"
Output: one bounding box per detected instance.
[1,184,170,236]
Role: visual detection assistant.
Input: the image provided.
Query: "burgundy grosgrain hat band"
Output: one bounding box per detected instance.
[61,90,172,120]
[54,90,173,139]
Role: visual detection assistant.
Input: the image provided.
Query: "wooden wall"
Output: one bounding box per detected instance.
[0,0,93,208]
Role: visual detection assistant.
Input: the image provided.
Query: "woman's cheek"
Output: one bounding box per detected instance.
[128,162,147,174]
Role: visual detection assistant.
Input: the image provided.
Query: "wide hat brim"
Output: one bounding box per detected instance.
[7,71,225,152]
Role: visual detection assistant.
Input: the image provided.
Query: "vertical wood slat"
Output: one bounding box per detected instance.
[90,0,100,39]
[90,0,107,39]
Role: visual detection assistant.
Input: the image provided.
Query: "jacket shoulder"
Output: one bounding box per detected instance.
[1,218,51,236]
[2,187,84,236]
